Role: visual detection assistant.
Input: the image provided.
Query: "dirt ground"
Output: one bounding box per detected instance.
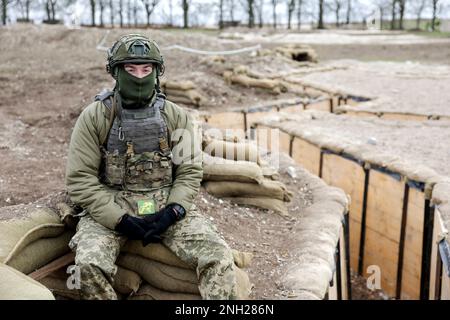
[1,24,446,299]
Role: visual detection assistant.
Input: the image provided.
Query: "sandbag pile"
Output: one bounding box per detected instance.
[0,263,55,300]
[202,135,293,215]
[161,80,205,108]
[38,241,253,300]
[223,66,287,95]
[0,204,73,275]
[275,44,318,63]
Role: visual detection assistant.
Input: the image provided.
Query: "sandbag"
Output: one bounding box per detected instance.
[129,284,202,300]
[231,249,253,269]
[38,276,81,300]
[122,241,191,269]
[202,153,264,184]
[224,197,288,216]
[235,265,253,300]
[7,231,74,274]
[203,139,261,164]
[204,179,293,202]
[113,266,142,295]
[0,263,55,300]
[0,206,64,263]
[117,253,200,294]
[163,80,196,91]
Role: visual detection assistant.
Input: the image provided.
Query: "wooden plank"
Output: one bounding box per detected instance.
[305,99,331,112]
[28,252,75,281]
[400,187,426,299]
[364,170,405,297]
[349,218,362,272]
[321,153,366,271]
[381,113,428,122]
[283,105,304,114]
[363,228,399,297]
[365,170,404,243]
[279,131,291,155]
[246,109,277,128]
[345,111,378,118]
[255,125,279,152]
[291,137,321,176]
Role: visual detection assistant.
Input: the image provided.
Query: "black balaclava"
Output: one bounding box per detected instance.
[117,65,156,108]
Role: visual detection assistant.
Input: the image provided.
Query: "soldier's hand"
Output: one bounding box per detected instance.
[142,204,185,246]
[115,214,147,240]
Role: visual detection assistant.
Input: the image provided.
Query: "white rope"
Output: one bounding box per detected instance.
[95,30,261,55]
[96,30,111,51]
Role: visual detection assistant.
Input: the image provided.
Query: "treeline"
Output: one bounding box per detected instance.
[1,0,447,32]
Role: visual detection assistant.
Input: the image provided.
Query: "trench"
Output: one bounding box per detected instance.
[201,87,450,300]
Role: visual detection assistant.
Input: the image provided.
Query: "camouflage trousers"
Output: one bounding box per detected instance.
[68,206,238,300]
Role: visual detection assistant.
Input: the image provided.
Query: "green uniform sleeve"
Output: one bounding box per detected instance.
[162,101,203,214]
[65,102,125,230]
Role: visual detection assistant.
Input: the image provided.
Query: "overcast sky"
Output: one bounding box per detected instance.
[9,0,450,26]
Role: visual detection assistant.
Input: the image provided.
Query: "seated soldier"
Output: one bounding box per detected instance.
[66,34,238,300]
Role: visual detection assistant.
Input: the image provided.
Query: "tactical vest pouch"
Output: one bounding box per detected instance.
[103,150,127,186]
[115,186,171,217]
[124,151,173,192]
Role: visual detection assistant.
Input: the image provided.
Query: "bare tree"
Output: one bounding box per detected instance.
[410,0,426,29]
[99,0,105,26]
[332,0,344,26]
[398,0,406,29]
[297,0,303,29]
[219,0,224,28]
[431,0,439,31]
[375,0,391,30]
[318,0,324,29]
[141,0,159,26]
[89,0,96,26]
[119,0,123,27]
[1,0,15,25]
[271,0,278,28]
[390,0,397,29]
[287,0,295,29]
[133,0,138,26]
[127,0,131,26]
[240,0,255,28]
[182,0,190,28]
[109,0,114,26]
[254,0,264,27]
[16,0,33,21]
[345,0,350,24]
[228,0,235,21]
[45,0,57,21]
[169,0,173,25]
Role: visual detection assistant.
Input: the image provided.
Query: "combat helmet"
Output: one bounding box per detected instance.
[106,34,165,79]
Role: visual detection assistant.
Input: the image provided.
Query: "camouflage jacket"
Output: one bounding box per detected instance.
[65,95,203,230]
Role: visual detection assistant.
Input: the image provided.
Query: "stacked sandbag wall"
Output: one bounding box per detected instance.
[253,113,450,300]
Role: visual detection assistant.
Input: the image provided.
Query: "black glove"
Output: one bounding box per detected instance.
[115,214,147,240]
[142,203,185,246]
